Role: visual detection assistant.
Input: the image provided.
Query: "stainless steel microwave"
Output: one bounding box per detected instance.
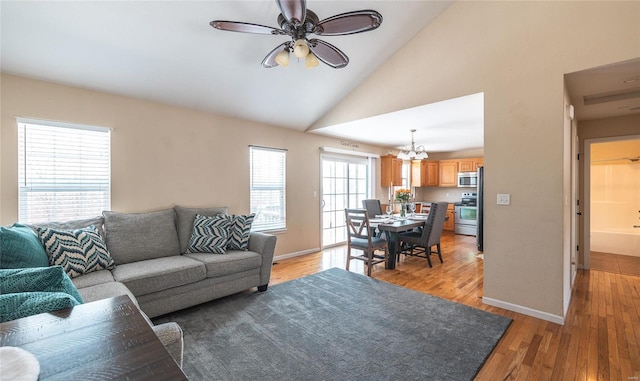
[457,172,478,188]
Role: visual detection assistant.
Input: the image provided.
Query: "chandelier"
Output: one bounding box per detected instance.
[397,129,428,160]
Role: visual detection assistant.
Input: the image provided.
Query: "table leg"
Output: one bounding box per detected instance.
[385,231,400,270]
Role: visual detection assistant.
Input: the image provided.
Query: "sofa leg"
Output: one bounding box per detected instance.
[257,284,268,292]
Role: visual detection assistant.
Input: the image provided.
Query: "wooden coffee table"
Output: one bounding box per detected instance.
[0,295,187,380]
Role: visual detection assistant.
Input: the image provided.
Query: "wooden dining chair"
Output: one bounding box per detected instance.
[362,199,384,237]
[398,202,449,267]
[344,208,388,276]
[362,199,383,217]
[414,202,422,213]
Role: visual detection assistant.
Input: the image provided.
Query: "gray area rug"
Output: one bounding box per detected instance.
[154,268,512,380]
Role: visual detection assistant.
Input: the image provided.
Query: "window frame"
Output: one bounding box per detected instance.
[17,117,111,224]
[249,145,287,232]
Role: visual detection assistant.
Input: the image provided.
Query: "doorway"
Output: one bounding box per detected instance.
[320,154,370,248]
[583,135,640,272]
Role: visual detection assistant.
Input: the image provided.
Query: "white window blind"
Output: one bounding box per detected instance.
[17,118,111,224]
[250,146,286,231]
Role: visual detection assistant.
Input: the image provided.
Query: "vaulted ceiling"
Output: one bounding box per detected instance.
[2,1,636,154]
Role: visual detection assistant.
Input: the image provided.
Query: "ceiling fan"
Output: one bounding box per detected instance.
[210,0,383,69]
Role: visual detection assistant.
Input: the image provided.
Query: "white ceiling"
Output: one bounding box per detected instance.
[2,1,637,154]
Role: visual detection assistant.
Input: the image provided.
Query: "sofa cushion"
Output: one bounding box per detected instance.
[175,206,228,254]
[78,282,138,306]
[103,209,180,264]
[0,223,49,269]
[0,292,81,323]
[111,256,206,296]
[71,269,116,289]
[38,225,115,278]
[0,266,84,304]
[185,250,262,278]
[226,214,256,251]
[186,214,231,254]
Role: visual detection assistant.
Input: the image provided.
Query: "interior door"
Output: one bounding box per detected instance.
[321,155,369,248]
[571,126,578,286]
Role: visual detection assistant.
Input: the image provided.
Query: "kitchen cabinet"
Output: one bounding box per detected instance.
[458,159,475,172]
[410,160,423,187]
[438,160,458,187]
[444,204,455,232]
[458,157,483,172]
[411,160,440,187]
[381,155,402,187]
[425,161,439,186]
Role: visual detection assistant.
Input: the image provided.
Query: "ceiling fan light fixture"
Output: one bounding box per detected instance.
[293,39,309,58]
[305,52,319,69]
[275,49,290,67]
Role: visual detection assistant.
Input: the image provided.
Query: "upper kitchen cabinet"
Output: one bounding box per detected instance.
[439,160,458,187]
[381,155,402,187]
[411,160,439,187]
[425,161,439,186]
[458,157,483,172]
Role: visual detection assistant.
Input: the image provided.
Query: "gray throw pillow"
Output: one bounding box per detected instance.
[175,206,228,254]
[103,209,180,264]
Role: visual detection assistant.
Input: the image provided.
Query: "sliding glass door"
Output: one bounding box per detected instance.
[321,154,370,248]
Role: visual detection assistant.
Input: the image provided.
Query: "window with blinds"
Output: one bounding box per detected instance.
[249,146,286,232]
[17,118,111,224]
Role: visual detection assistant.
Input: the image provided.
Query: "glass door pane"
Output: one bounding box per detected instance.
[321,155,369,248]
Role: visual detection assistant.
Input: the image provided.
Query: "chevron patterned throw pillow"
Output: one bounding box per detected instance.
[37,225,115,278]
[227,214,256,251]
[187,214,231,254]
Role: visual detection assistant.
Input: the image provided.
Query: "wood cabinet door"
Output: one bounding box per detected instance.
[439,160,458,187]
[444,206,455,231]
[410,160,423,187]
[474,158,484,170]
[458,159,475,172]
[381,155,402,187]
[425,161,439,186]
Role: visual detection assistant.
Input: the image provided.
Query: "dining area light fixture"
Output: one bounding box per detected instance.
[397,129,428,160]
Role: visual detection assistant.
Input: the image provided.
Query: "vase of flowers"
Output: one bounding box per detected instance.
[394,188,412,218]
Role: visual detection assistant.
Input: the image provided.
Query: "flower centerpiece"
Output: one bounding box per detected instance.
[394,188,412,217]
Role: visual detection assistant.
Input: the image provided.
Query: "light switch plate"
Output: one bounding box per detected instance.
[497,193,511,205]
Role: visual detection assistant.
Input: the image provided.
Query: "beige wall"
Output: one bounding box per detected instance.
[0,74,386,257]
[312,1,640,320]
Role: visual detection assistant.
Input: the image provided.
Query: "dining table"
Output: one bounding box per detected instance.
[370,215,428,270]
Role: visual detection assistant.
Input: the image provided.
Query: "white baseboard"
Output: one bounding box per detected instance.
[482,297,565,325]
[274,248,320,261]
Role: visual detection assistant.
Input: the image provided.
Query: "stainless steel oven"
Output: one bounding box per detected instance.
[455,192,478,235]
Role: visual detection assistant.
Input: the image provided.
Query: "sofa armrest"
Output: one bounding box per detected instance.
[248,232,277,288]
[152,322,184,368]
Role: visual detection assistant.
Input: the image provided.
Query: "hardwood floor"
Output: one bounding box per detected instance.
[591,251,640,277]
[270,232,640,380]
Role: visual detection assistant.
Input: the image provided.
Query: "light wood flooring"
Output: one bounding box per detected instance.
[270,232,640,380]
[591,251,640,277]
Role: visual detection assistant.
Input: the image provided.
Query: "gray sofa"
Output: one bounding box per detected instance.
[34,205,277,367]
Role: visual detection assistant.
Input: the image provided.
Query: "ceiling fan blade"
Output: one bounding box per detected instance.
[315,10,383,36]
[210,20,283,35]
[276,0,306,26]
[262,42,289,68]
[308,39,348,69]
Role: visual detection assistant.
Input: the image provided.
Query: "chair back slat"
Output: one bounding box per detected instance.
[345,209,370,240]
